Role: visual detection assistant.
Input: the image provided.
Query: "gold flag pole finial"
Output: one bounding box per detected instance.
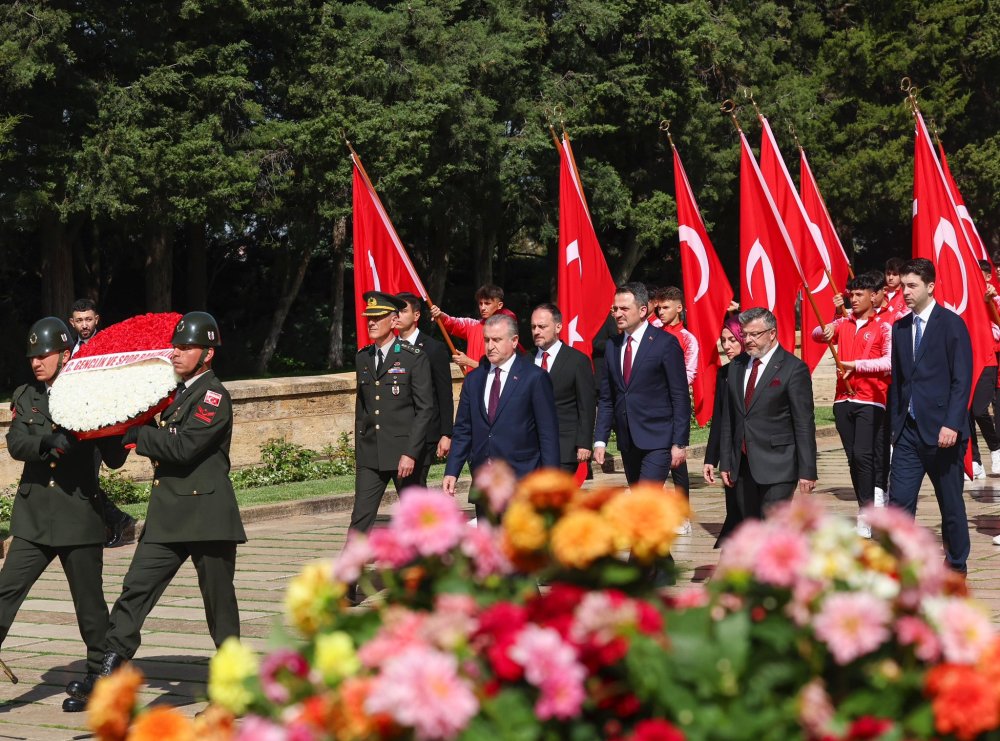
[743,88,762,118]
[901,77,920,116]
[929,116,943,147]
[720,99,741,132]
[659,119,675,149]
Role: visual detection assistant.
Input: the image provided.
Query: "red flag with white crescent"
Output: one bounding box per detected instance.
[758,115,837,374]
[938,142,990,264]
[738,131,801,355]
[912,110,993,475]
[557,134,617,359]
[673,144,733,425]
[799,148,852,300]
[352,153,429,349]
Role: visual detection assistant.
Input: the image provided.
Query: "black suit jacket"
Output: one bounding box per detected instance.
[541,344,596,464]
[719,346,817,485]
[703,363,732,468]
[889,304,972,446]
[405,330,455,442]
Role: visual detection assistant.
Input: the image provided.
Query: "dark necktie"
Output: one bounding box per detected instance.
[541,351,549,371]
[912,315,923,360]
[487,367,502,423]
[623,337,633,385]
[744,358,762,411]
[375,348,384,374]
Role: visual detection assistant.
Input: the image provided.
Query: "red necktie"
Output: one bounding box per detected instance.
[744,357,762,410]
[623,337,633,385]
[487,367,502,423]
[541,351,549,371]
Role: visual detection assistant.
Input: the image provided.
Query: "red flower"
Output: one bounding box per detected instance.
[75,312,182,357]
[486,636,523,682]
[926,664,1000,741]
[476,602,527,640]
[845,716,893,739]
[636,601,664,634]
[629,719,685,741]
[527,583,586,624]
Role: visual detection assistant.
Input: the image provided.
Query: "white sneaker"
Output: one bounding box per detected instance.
[991,449,1000,475]
[873,487,886,508]
[994,534,1000,546]
[675,519,692,536]
[856,515,871,539]
[973,462,987,480]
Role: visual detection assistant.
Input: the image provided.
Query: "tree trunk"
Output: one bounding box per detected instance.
[39,215,75,317]
[613,233,644,284]
[472,224,493,290]
[187,221,208,310]
[326,217,347,369]
[145,224,173,311]
[256,242,314,375]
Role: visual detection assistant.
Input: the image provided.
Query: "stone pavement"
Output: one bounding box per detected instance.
[3,430,1000,738]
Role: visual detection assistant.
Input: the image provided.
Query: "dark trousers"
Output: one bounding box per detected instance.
[620,447,672,486]
[416,443,439,487]
[834,401,882,507]
[735,459,796,520]
[889,417,969,572]
[0,538,107,674]
[970,366,1000,463]
[670,461,690,499]
[107,540,239,657]
[352,466,423,533]
[873,396,891,491]
[714,484,740,548]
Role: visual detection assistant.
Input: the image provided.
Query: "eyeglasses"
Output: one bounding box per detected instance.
[743,328,775,341]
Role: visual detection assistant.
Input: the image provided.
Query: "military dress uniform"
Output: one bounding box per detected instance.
[401,329,455,486]
[352,296,435,533]
[104,369,247,658]
[1,382,129,679]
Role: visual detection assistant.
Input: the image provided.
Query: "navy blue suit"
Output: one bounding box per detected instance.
[446,354,560,512]
[595,324,690,484]
[888,302,972,572]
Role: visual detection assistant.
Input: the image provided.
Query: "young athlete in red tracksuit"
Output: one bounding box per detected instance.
[813,271,892,538]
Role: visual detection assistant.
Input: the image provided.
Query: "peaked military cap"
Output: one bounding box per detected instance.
[362,291,407,318]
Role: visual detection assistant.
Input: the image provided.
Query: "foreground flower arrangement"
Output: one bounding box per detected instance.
[90,467,1000,740]
[50,312,181,436]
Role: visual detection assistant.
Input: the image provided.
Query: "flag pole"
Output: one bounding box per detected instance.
[344,138,467,371]
[722,97,855,394]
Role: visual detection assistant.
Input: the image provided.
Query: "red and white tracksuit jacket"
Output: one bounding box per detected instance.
[662,322,699,386]
[811,314,891,407]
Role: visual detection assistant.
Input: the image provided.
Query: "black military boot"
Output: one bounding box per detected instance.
[65,672,98,701]
[98,651,127,677]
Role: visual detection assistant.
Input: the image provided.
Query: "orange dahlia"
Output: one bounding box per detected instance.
[601,483,689,563]
[126,706,195,741]
[550,509,616,569]
[502,499,548,552]
[191,705,236,741]
[88,664,144,741]
[926,664,1000,741]
[517,468,579,511]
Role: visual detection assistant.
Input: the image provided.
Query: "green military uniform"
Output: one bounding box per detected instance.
[1,382,128,676]
[352,295,435,533]
[105,368,246,657]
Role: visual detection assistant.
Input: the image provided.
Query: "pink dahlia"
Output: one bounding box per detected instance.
[472,460,517,514]
[716,520,769,574]
[753,529,809,587]
[929,598,995,664]
[236,715,289,741]
[333,532,372,583]
[259,648,310,704]
[536,666,587,720]
[358,607,428,669]
[365,646,478,740]
[460,521,513,578]
[368,527,416,567]
[896,615,941,662]
[393,488,466,556]
[813,592,892,664]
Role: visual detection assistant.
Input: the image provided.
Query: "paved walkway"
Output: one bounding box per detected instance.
[3,431,1000,738]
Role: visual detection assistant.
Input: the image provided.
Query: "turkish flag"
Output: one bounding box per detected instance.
[913,111,993,475]
[799,147,852,301]
[758,116,837,374]
[673,144,734,425]
[557,134,617,359]
[938,142,991,265]
[352,153,429,349]
[738,131,801,355]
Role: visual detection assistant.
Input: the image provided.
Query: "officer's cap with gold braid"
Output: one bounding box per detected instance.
[362,291,407,318]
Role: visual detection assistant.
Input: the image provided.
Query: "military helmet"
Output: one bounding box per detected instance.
[171,311,222,347]
[26,317,73,357]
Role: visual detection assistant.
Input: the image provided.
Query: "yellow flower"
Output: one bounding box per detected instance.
[285,559,347,636]
[208,637,258,715]
[126,706,195,741]
[502,499,548,552]
[88,663,144,741]
[602,484,689,562]
[550,509,616,569]
[314,631,361,685]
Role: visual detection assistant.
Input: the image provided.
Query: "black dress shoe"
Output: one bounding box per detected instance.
[99,651,127,677]
[106,514,137,548]
[65,672,98,700]
[62,695,88,712]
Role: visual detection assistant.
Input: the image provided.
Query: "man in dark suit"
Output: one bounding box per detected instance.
[4,318,130,712]
[593,283,690,485]
[92,312,248,699]
[352,292,434,533]
[888,258,972,575]
[719,307,817,519]
[396,292,455,485]
[443,313,560,515]
[530,303,595,474]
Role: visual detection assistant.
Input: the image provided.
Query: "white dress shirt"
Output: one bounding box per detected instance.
[534,340,563,370]
[484,353,518,410]
[399,327,420,345]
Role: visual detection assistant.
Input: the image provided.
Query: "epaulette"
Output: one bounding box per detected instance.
[10,384,30,415]
[400,344,421,355]
[357,344,375,355]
